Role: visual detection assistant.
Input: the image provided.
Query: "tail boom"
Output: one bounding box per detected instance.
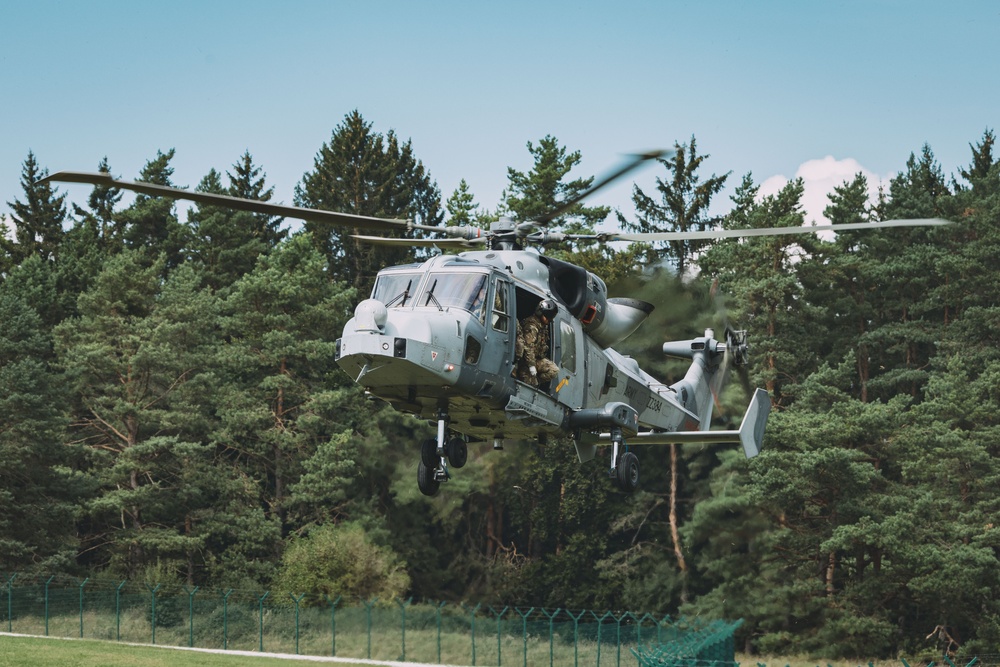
[599,388,771,458]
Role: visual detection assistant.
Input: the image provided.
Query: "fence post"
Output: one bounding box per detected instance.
[396,597,412,661]
[635,612,653,647]
[362,597,378,659]
[461,602,482,666]
[489,605,509,667]
[657,614,671,644]
[221,589,233,650]
[614,611,631,667]
[43,575,55,636]
[515,607,535,667]
[325,594,341,656]
[146,584,162,645]
[183,586,198,648]
[257,591,270,652]
[592,611,613,667]
[541,608,562,667]
[78,577,89,638]
[566,609,586,667]
[5,573,16,633]
[434,601,447,664]
[115,580,126,641]
[290,593,305,655]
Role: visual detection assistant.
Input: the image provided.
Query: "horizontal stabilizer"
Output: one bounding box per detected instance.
[597,388,771,458]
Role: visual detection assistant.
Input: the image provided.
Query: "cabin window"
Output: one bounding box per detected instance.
[560,320,577,373]
[372,273,422,307]
[418,273,489,317]
[492,280,510,333]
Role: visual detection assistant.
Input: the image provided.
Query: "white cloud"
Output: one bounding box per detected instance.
[758,156,889,226]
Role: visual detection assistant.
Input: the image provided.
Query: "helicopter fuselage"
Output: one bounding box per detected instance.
[335,250,707,451]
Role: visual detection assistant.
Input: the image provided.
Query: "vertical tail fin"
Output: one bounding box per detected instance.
[738,388,771,458]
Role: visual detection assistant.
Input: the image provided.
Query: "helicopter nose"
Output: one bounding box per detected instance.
[353,299,388,333]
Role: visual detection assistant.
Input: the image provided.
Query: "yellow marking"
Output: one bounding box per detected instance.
[555,377,570,393]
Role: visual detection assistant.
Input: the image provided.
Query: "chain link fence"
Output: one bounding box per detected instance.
[4,574,990,667]
[2,573,708,665]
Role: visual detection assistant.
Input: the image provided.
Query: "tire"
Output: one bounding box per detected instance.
[420,438,438,468]
[446,437,468,469]
[615,451,639,492]
[417,461,440,497]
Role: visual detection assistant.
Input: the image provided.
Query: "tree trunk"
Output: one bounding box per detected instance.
[669,443,687,573]
[670,442,690,604]
[274,358,287,534]
[825,551,836,597]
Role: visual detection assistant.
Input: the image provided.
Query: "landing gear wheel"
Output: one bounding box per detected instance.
[417,461,440,497]
[446,437,468,469]
[420,438,438,468]
[615,451,639,492]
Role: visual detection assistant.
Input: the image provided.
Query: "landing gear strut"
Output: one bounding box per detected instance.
[608,426,639,492]
[417,411,467,497]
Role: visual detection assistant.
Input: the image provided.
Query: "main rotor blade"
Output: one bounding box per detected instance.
[351,234,489,248]
[534,149,674,226]
[608,218,952,242]
[41,170,427,232]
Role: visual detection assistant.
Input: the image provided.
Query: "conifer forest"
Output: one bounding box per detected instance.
[3,111,999,658]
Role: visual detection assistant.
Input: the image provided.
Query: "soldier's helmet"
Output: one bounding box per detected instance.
[536,299,557,320]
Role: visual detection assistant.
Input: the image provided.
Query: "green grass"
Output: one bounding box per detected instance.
[0,605,632,666]
[0,635,379,667]
[0,634,931,667]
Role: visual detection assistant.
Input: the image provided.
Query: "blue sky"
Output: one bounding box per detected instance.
[2,1,998,230]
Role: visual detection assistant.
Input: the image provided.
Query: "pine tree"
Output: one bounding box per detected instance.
[861,145,954,401]
[214,233,360,541]
[6,151,67,264]
[294,110,442,291]
[445,178,480,227]
[502,135,609,230]
[501,135,645,279]
[71,156,124,253]
[699,175,814,403]
[55,252,222,576]
[798,173,880,399]
[957,128,996,196]
[188,154,285,292]
[618,136,730,275]
[226,150,285,248]
[944,129,1000,314]
[118,149,191,269]
[0,258,78,572]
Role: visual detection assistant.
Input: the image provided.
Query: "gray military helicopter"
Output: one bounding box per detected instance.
[43,155,950,496]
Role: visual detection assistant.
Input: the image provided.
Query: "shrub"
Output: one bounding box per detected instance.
[274,522,410,604]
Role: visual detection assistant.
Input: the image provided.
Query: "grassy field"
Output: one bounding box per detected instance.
[0,633,942,667]
[0,634,392,667]
[0,605,635,666]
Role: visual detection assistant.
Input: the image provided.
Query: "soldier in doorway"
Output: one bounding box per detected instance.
[516,299,559,387]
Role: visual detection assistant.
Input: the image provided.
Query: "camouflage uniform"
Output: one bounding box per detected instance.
[515,314,558,386]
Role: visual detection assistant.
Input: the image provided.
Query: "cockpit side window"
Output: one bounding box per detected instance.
[492,279,510,333]
[372,272,422,307]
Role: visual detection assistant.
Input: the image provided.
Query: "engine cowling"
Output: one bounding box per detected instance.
[540,255,654,347]
[586,297,655,348]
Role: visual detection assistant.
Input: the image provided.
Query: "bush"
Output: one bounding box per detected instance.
[275,522,410,604]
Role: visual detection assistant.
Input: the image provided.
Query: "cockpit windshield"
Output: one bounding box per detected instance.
[372,272,422,307]
[417,273,489,316]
